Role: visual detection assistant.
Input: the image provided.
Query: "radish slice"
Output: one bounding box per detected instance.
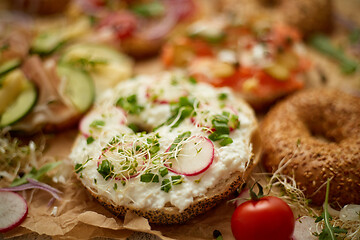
[292,216,320,240]
[166,136,214,176]
[340,204,360,221]
[0,191,28,233]
[79,107,126,137]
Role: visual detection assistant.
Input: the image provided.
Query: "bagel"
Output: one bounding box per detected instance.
[220,0,332,37]
[261,88,360,206]
[9,0,71,15]
[70,71,260,224]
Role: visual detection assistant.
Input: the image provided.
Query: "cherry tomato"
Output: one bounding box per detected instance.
[98,12,137,39]
[231,196,295,240]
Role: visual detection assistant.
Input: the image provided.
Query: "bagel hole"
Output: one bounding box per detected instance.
[307,124,338,144]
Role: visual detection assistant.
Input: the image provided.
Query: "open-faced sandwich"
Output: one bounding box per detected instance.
[70,71,260,224]
[161,16,315,109]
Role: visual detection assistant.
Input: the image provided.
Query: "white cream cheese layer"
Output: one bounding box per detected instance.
[70,71,257,212]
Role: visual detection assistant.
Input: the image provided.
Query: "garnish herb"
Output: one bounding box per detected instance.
[113,183,118,190]
[140,173,159,183]
[161,179,171,192]
[87,136,95,144]
[189,76,197,84]
[314,179,347,240]
[218,93,228,100]
[97,160,114,180]
[90,120,105,129]
[94,178,97,184]
[128,123,139,133]
[309,34,358,74]
[171,175,183,185]
[188,31,226,44]
[11,161,62,187]
[116,94,144,115]
[208,112,239,146]
[147,135,160,156]
[159,167,168,177]
[75,157,92,174]
[131,1,165,18]
[157,97,197,129]
[119,158,139,177]
[168,131,191,159]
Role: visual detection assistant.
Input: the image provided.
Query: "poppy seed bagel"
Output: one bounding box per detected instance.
[70,72,261,224]
[261,88,360,206]
[88,156,259,224]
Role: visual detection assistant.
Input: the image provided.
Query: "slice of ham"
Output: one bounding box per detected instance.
[14,56,81,133]
[0,30,30,62]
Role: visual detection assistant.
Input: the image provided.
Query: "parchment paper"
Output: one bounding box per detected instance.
[2,2,360,236]
[2,128,240,240]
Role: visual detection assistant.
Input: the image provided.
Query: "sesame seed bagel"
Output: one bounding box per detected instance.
[70,71,260,224]
[221,0,332,37]
[261,88,360,206]
[91,166,258,224]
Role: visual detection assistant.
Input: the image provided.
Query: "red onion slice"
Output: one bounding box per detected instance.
[1,178,62,200]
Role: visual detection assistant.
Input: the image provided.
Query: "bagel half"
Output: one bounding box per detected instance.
[70,72,260,224]
[261,88,360,206]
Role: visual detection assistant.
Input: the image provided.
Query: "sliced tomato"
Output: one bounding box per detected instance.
[98,11,138,39]
[267,24,302,49]
[195,66,303,98]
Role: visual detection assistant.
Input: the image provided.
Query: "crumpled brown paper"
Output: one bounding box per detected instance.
[3,129,241,240]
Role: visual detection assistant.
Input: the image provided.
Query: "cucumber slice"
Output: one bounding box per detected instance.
[56,64,95,113]
[60,43,133,92]
[0,70,38,127]
[0,59,21,76]
[31,18,90,55]
[31,30,64,55]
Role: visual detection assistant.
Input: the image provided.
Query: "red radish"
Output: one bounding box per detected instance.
[79,107,126,137]
[0,191,28,233]
[166,136,214,176]
[292,216,320,240]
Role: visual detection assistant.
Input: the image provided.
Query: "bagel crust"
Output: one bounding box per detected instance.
[70,72,260,224]
[220,0,332,37]
[261,88,360,206]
